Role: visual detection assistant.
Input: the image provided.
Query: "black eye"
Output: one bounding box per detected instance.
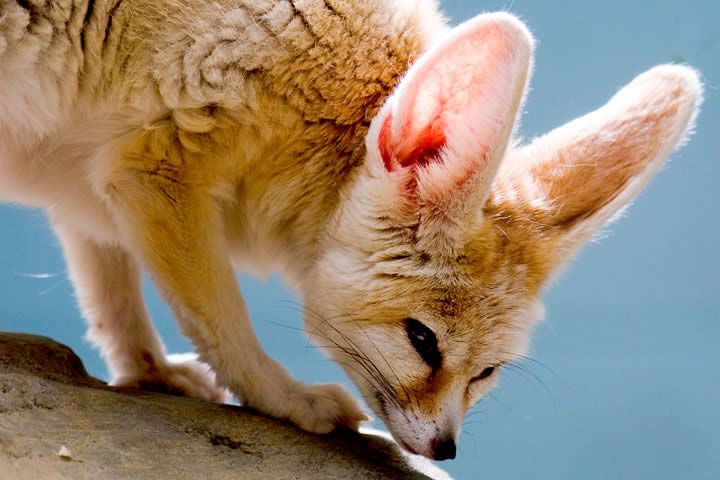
[405,318,441,372]
[472,366,495,383]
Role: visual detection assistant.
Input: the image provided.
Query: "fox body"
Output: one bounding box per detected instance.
[0,0,702,460]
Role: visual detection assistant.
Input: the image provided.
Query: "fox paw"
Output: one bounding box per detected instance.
[285,383,370,434]
[112,353,230,404]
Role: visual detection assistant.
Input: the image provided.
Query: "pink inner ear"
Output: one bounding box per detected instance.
[379,23,516,175]
[379,113,447,171]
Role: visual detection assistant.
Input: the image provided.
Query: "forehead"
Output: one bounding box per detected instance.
[335,212,546,324]
[369,245,540,350]
[355,233,536,313]
[390,237,537,315]
[422,281,531,341]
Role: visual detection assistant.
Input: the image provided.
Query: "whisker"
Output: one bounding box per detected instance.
[272,301,406,411]
[464,410,486,420]
[347,315,415,412]
[500,351,554,374]
[306,314,403,409]
[503,362,552,394]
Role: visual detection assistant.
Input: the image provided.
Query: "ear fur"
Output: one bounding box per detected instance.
[363,13,533,257]
[495,65,703,265]
[367,12,533,208]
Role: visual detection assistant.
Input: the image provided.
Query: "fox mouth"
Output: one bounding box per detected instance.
[398,439,419,455]
[373,390,424,457]
[373,390,412,451]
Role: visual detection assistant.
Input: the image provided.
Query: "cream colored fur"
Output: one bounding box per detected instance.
[0,0,702,460]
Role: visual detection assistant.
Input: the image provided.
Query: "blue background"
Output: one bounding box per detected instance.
[0,1,718,478]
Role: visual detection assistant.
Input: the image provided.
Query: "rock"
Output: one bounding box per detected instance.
[0,333,451,480]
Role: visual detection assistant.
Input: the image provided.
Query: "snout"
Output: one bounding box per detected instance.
[384,401,462,460]
[395,434,457,460]
[431,437,456,461]
[398,434,457,460]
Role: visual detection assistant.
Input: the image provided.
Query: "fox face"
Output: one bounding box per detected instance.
[303,13,702,459]
[306,246,543,459]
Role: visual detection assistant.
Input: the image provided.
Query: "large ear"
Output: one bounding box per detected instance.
[367,13,534,215]
[495,65,702,265]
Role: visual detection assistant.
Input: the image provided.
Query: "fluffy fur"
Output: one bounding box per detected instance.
[0,0,702,460]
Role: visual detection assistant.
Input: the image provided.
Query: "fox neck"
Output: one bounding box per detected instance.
[233,112,395,291]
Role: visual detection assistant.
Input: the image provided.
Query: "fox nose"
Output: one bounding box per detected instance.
[431,437,456,461]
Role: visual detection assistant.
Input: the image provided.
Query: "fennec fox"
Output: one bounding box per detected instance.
[0,0,701,460]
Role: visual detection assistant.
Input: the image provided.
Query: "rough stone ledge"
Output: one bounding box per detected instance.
[0,332,451,480]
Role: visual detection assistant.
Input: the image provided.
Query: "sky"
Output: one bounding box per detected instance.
[0,1,718,478]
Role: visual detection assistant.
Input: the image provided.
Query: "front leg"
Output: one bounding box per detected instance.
[101,125,367,433]
[51,220,228,403]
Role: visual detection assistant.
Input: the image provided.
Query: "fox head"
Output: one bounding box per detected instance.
[303,13,702,460]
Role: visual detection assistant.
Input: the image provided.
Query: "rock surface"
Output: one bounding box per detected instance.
[0,333,451,480]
